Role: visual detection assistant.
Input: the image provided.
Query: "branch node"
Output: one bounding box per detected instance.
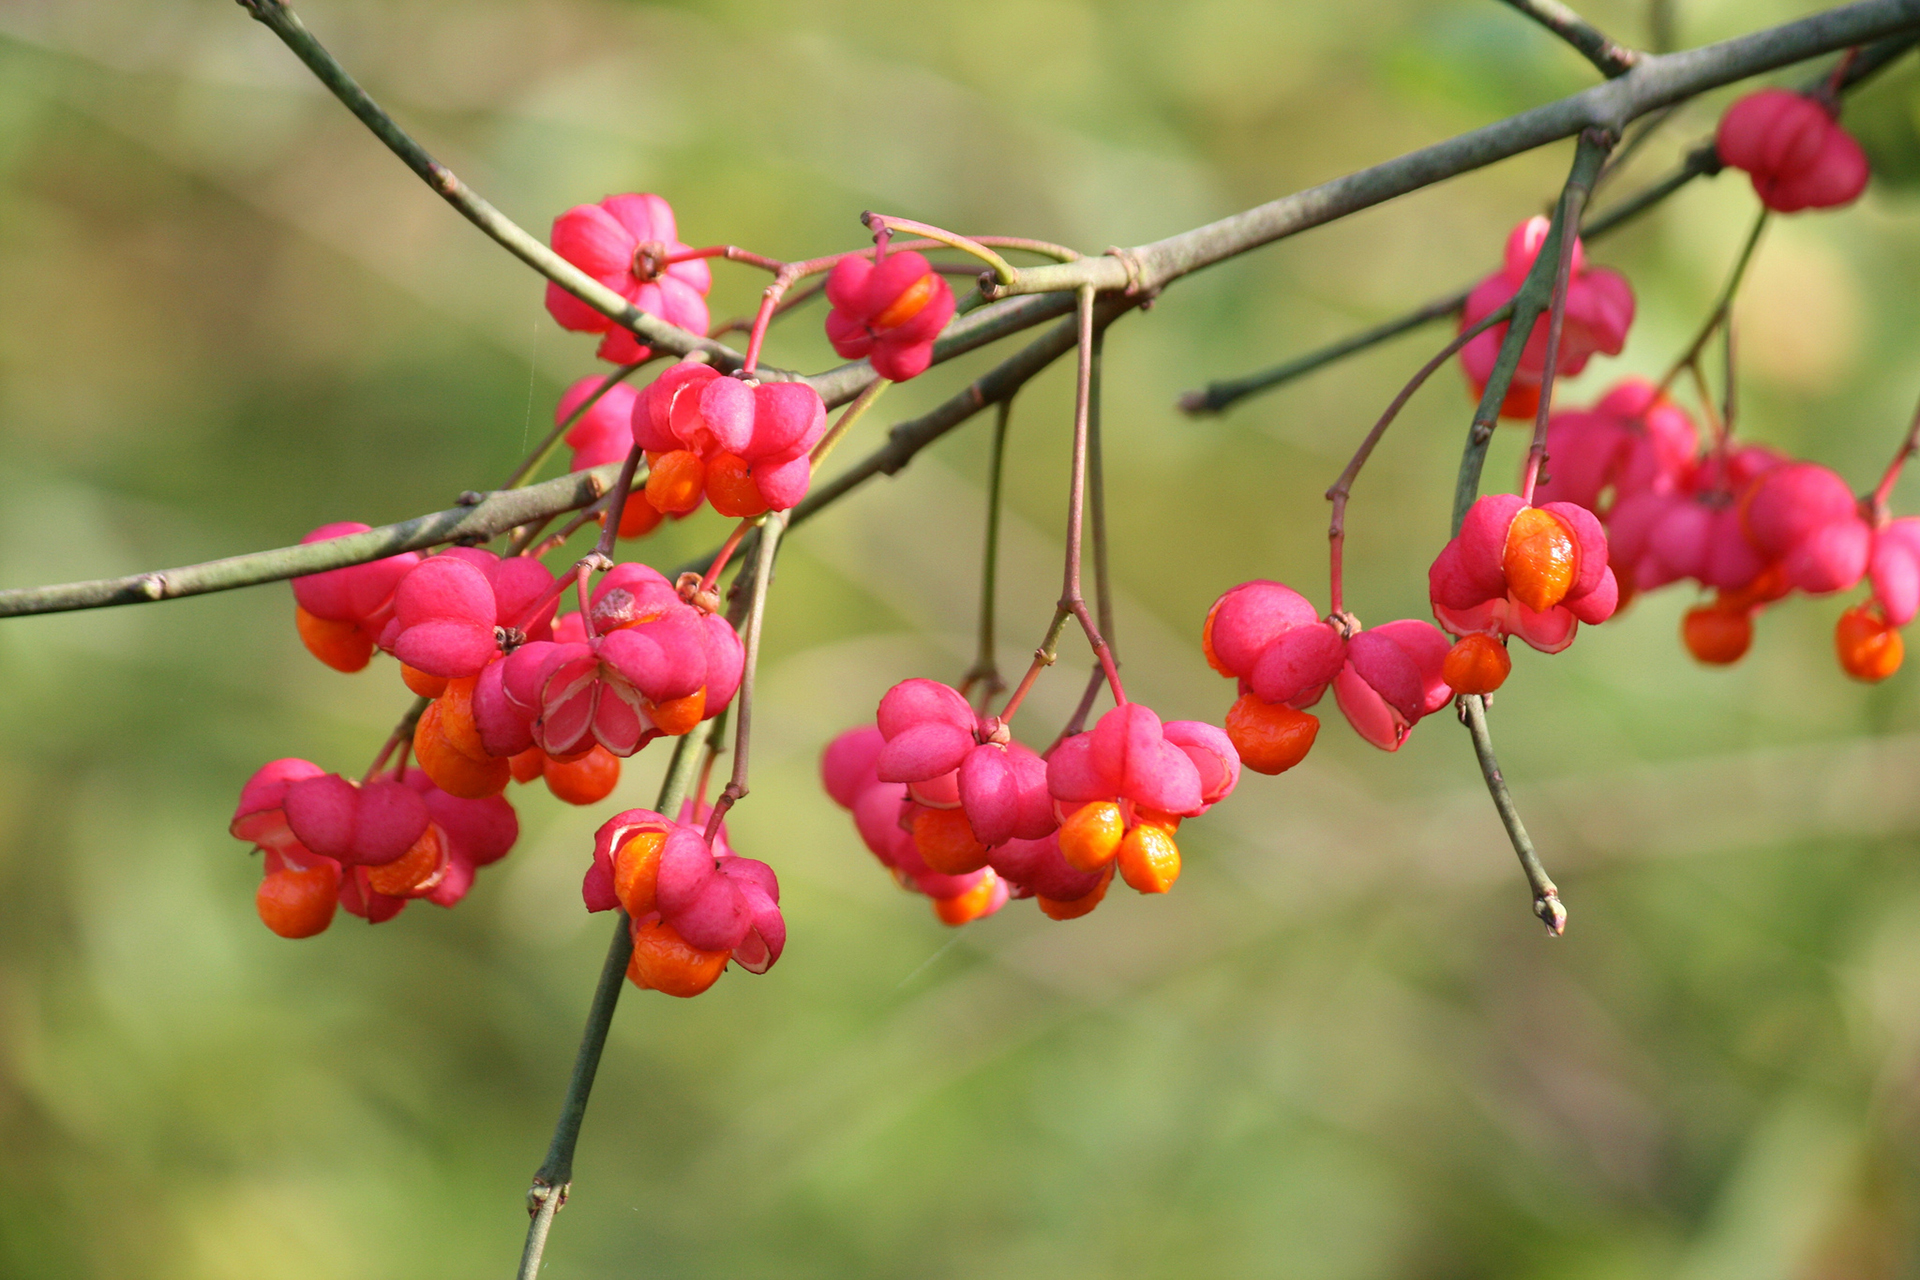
[1103,245,1150,298]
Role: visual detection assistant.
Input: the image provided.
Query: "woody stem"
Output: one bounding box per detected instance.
[519,726,712,1280]
[1461,694,1567,935]
[1519,145,1600,506]
[1452,129,1611,535]
[996,607,1072,725]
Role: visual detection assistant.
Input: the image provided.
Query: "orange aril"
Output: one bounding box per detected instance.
[367,823,448,897]
[1058,800,1125,872]
[1502,506,1579,612]
[627,919,729,997]
[649,689,706,737]
[912,806,989,875]
[545,744,621,805]
[295,606,373,674]
[1200,598,1230,676]
[704,453,770,519]
[1836,604,1904,682]
[1117,824,1181,894]
[932,870,1001,925]
[1037,865,1114,921]
[1224,696,1319,775]
[1442,634,1511,695]
[401,664,449,698]
[1133,809,1182,836]
[613,829,666,918]
[509,748,547,784]
[644,449,707,515]
[256,861,341,938]
[615,492,664,539]
[436,676,488,760]
[414,703,511,798]
[1682,605,1753,666]
[872,271,938,329]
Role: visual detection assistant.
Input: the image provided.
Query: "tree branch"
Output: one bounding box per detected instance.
[989,0,1920,301]
[1177,24,1920,421]
[11,6,1911,623]
[233,0,742,369]
[1496,0,1640,77]
[0,462,631,618]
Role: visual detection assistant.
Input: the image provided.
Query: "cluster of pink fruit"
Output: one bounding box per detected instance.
[227,79,1904,983]
[1195,84,1887,779]
[1519,87,1903,679]
[238,532,748,948]
[1204,491,1618,776]
[821,681,1238,924]
[1539,377,1915,679]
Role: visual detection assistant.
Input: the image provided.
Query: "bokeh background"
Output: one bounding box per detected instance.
[5,0,1920,1275]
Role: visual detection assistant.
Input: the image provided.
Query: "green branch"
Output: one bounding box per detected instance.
[0,463,630,618]
[518,722,712,1279]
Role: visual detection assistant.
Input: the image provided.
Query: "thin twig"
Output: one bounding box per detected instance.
[504,360,650,491]
[1059,287,1124,705]
[361,697,430,784]
[1721,311,1738,440]
[1869,388,1920,520]
[959,399,1014,707]
[1325,300,1515,614]
[809,378,890,470]
[1086,327,1115,661]
[1180,142,1705,421]
[1179,290,1472,417]
[589,445,647,561]
[518,724,712,1280]
[1054,327,1116,743]
[1657,207,1769,393]
[234,0,738,368]
[1496,0,1640,77]
[1461,695,1567,935]
[987,2,1920,303]
[703,513,786,843]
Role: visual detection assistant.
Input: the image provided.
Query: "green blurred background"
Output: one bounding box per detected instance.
[5,0,1920,1275]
